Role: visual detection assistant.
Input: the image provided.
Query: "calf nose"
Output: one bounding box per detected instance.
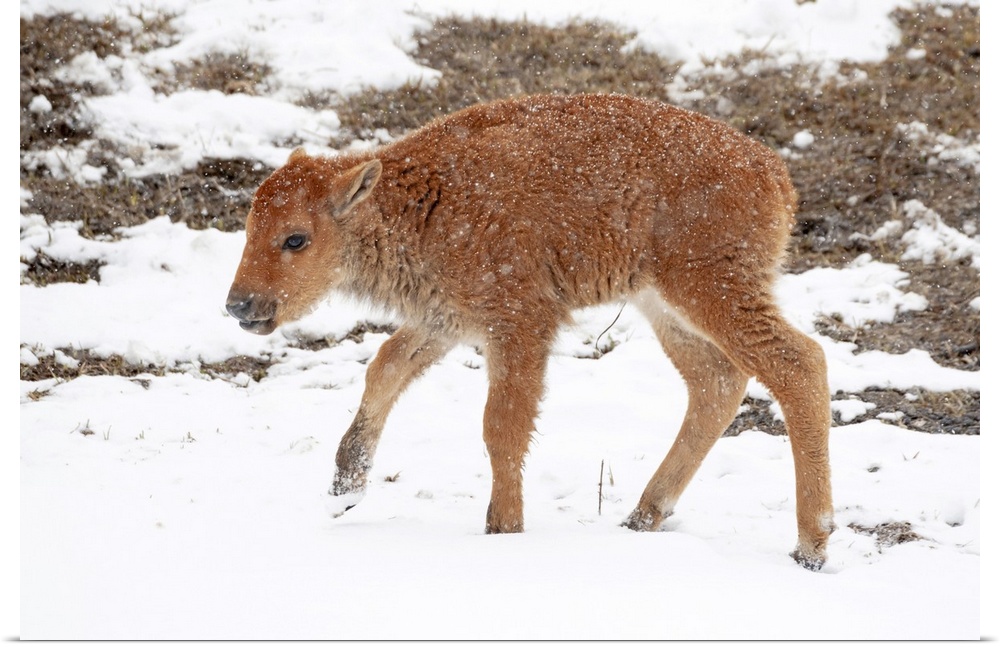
[226,295,254,320]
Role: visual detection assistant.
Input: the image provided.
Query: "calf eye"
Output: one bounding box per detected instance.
[283,234,308,251]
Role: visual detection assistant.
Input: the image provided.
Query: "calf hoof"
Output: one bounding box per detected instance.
[484,502,524,533]
[485,521,524,534]
[790,545,827,572]
[621,507,666,532]
[326,483,366,518]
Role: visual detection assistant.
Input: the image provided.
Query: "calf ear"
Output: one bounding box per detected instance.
[288,147,309,162]
[331,160,382,216]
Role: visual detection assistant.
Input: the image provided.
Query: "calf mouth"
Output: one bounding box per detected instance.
[237,317,277,335]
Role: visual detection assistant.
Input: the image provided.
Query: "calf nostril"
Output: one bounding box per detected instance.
[226,297,253,320]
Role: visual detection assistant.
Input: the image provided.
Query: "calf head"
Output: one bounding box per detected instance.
[226,149,382,334]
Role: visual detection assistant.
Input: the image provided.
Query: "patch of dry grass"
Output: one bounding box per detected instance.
[21,250,103,286]
[20,347,166,382]
[20,347,274,385]
[21,12,273,245]
[156,51,272,96]
[20,11,179,150]
[677,4,979,269]
[836,388,979,434]
[814,263,979,371]
[848,521,924,548]
[20,14,127,150]
[729,388,979,436]
[289,322,399,352]
[675,4,978,378]
[324,17,680,146]
[22,157,271,240]
[727,397,787,437]
[198,355,274,383]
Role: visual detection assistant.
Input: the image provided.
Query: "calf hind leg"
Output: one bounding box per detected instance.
[624,294,750,531]
[666,282,834,570]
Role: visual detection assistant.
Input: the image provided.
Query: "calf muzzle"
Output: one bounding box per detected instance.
[225,291,278,335]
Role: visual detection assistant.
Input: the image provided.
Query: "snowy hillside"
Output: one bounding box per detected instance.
[18,0,981,639]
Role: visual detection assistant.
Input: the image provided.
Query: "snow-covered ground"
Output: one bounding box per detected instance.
[17,0,982,639]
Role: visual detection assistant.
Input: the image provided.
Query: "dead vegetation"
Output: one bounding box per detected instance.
[155,51,273,96]
[18,322,398,383]
[674,5,979,383]
[289,322,399,352]
[727,397,787,437]
[679,16,978,272]
[320,17,680,147]
[726,387,978,436]
[21,250,103,286]
[848,521,924,549]
[198,355,274,383]
[21,347,166,382]
[20,11,178,150]
[813,261,980,371]
[19,6,978,434]
[840,388,979,434]
[20,13,128,150]
[20,346,274,385]
[23,156,272,238]
[21,11,272,239]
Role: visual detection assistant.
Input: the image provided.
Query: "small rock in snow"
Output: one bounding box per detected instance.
[792,130,815,149]
[29,95,52,114]
[832,398,875,423]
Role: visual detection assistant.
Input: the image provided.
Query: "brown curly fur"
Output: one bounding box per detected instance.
[227,94,834,569]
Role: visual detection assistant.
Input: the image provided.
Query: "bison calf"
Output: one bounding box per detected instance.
[226,93,834,570]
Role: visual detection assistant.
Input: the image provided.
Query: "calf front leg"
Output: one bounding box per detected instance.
[327,326,452,516]
[481,331,551,534]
